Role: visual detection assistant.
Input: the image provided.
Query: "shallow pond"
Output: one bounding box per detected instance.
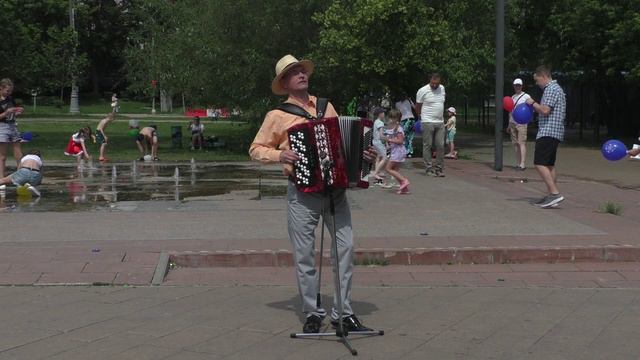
[0,161,286,212]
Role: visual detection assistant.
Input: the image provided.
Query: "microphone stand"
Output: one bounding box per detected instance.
[290,161,383,356]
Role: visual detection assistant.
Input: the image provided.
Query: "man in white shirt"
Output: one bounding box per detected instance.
[416,73,446,177]
[508,78,531,170]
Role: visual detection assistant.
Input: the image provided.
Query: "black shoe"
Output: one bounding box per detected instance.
[303,315,323,333]
[331,315,373,332]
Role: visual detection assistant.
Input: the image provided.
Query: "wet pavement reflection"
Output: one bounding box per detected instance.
[0,161,285,213]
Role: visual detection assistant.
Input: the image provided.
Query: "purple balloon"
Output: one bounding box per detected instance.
[601,140,627,161]
[512,103,533,124]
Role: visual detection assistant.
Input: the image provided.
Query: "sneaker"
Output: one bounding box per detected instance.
[331,315,372,332]
[435,169,445,177]
[303,315,323,333]
[25,183,41,197]
[397,188,410,195]
[380,183,393,189]
[399,179,410,191]
[515,166,526,171]
[407,154,412,158]
[538,193,564,208]
[0,184,5,190]
[534,196,548,205]
[426,168,435,176]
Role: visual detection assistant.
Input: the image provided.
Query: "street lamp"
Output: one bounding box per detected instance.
[31,89,38,112]
[69,0,80,114]
[494,0,505,171]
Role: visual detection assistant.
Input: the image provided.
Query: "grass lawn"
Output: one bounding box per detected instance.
[21,99,184,117]
[15,119,253,162]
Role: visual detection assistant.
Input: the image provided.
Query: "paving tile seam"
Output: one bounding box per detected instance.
[527,289,600,351]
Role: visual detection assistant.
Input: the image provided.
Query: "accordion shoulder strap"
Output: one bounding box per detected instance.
[276,97,329,121]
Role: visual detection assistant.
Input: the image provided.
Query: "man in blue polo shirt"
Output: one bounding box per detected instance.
[526,66,566,208]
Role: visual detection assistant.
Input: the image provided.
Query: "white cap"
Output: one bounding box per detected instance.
[513,78,523,85]
[447,107,456,114]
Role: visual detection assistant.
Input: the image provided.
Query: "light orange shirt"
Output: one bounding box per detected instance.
[249,95,338,175]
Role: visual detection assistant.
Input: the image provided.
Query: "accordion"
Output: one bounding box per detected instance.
[287,116,373,193]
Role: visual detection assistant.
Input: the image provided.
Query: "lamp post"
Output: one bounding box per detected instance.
[31,89,38,112]
[69,0,80,114]
[494,0,504,171]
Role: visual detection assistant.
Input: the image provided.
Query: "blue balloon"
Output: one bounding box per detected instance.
[512,103,534,124]
[21,131,33,141]
[601,140,627,161]
[413,120,422,134]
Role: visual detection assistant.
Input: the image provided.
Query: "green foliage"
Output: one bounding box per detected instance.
[599,201,623,216]
[311,0,496,106]
[2,0,640,125]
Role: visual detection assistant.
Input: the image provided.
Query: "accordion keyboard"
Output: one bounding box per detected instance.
[288,128,317,187]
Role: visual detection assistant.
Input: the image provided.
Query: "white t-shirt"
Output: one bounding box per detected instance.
[416,84,446,123]
[20,154,42,167]
[72,132,84,143]
[395,100,414,120]
[445,116,456,132]
[189,123,204,133]
[509,92,531,124]
[372,118,385,145]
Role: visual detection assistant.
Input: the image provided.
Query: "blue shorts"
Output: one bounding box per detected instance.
[447,130,456,142]
[10,168,42,186]
[0,122,21,143]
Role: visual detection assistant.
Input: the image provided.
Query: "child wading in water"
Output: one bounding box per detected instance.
[382,109,410,194]
[64,127,93,165]
[96,113,116,162]
[0,149,43,196]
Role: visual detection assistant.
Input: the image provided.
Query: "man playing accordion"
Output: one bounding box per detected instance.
[250,54,375,334]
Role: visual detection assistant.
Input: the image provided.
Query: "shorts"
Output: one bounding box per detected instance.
[95,130,106,145]
[10,168,42,186]
[0,122,21,143]
[447,130,456,143]
[372,141,386,157]
[534,136,560,166]
[509,123,527,145]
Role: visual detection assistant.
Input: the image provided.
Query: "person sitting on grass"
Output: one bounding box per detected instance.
[188,116,205,150]
[0,149,43,197]
[96,113,116,162]
[136,125,159,161]
[64,127,93,165]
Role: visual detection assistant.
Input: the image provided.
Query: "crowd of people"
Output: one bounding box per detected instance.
[248,53,631,334]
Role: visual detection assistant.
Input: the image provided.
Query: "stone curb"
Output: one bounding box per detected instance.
[169,245,640,267]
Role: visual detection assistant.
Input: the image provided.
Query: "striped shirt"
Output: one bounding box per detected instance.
[537,80,566,141]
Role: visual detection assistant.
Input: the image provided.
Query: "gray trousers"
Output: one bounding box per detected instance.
[287,182,354,320]
[422,122,445,170]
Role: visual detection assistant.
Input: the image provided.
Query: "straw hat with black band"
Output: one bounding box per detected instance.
[271,55,314,95]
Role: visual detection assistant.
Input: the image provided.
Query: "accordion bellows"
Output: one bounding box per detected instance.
[287,116,373,193]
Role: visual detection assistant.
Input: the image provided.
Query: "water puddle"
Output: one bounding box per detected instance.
[0,162,286,213]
